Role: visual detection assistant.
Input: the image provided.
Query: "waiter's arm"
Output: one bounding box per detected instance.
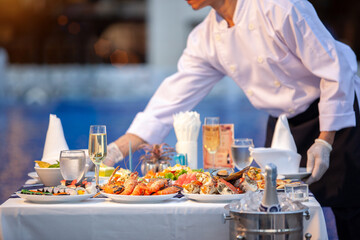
[114,133,146,157]
[318,131,335,145]
[103,21,224,166]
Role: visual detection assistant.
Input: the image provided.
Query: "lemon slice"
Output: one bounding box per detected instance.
[99,165,115,177]
[35,161,51,168]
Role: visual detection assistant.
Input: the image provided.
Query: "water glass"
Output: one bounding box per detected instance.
[285,183,309,202]
[60,150,86,182]
[231,138,254,170]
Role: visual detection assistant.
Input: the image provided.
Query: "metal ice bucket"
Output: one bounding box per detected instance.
[223,205,311,240]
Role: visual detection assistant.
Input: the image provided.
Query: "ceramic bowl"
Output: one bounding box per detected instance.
[250,148,301,174]
[34,167,63,186]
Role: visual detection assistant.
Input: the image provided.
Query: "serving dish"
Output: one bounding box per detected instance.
[28,172,40,182]
[16,192,95,203]
[100,191,177,203]
[34,167,63,187]
[281,167,311,180]
[182,192,244,203]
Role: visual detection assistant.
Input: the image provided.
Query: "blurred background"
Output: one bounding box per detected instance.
[0,0,359,238]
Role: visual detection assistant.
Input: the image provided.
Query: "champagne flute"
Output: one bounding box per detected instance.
[203,117,220,170]
[60,150,86,183]
[88,125,107,187]
[231,138,254,170]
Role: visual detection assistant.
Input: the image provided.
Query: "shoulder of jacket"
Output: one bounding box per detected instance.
[187,10,214,42]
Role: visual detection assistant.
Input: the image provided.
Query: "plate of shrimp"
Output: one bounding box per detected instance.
[100,191,179,203]
[99,169,181,203]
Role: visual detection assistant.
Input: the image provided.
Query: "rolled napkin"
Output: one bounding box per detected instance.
[41,114,69,164]
[173,111,201,169]
[250,114,301,174]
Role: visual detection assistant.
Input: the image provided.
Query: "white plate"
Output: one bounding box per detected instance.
[182,192,244,203]
[281,168,311,180]
[16,192,95,203]
[28,172,40,182]
[100,192,177,203]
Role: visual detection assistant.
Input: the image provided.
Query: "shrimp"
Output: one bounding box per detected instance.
[130,183,146,195]
[102,183,124,194]
[120,173,139,195]
[153,186,181,195]
[146,179,167,194]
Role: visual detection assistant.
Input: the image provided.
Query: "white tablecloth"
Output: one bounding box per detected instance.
[0,195,328,240]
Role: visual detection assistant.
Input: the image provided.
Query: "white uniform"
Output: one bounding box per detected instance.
[128,0,359,144]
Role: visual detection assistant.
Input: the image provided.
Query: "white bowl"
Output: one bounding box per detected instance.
[250,148,301,174]
[34,167,64,186]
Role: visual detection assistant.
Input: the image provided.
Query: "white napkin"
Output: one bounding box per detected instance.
[173,111,201,142]
[271,114,297,152]
[250,114,301,174]
[173,111,201,169]
[41,114,69,164]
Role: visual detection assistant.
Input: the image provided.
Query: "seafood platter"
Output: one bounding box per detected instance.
[16,179,96,203]
[99,167,181,203]
[98,164,289,203]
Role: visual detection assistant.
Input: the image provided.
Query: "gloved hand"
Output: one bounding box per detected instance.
[102,142,124,167]
[305,138,332,185]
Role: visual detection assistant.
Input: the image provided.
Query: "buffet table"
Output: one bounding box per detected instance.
[0,192,328,240]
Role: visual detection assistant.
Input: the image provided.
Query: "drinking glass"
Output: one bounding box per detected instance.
[88,125,107,187]
[60,150,86,182]
[203,117,220,169]
[231,138,254,170]
[285,183,309,202]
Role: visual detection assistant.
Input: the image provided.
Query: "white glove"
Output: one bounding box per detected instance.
[102,142,124,167]
[305,139,332,185]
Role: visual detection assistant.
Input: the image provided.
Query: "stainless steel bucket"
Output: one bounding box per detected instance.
[223,205,311,240]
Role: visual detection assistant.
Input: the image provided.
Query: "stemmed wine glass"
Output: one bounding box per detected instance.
[88,125,107,187]
[59,150,86,183]
[203,117,220,170]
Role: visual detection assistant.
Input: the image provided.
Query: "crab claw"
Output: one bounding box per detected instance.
[217,178,240,195]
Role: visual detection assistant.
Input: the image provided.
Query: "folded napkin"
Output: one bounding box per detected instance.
[173,111,201,169]
[271,114,297,152]
[41,114,69,164]
[250,114,301,174]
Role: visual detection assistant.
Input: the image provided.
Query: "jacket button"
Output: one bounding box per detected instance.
[248,23,255,30]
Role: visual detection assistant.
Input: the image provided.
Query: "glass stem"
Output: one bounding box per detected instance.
[212,153,216,169]
[95,164,100,187]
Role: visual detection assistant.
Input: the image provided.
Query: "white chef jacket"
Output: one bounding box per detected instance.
[128,0,360,144]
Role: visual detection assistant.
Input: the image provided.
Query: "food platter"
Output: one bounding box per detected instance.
[100,192,178,203]
[281,167,311,180]
[16,192,95,204]
[28,172,40,182]
[182,192,244,203]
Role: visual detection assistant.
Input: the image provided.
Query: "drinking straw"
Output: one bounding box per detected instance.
[129,140,132,172]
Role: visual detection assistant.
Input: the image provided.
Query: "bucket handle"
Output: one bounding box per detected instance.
[223,213,233,224]
[303,210,310,220]
[305,233,312,240]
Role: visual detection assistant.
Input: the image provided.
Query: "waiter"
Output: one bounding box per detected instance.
[104,0,360,238]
